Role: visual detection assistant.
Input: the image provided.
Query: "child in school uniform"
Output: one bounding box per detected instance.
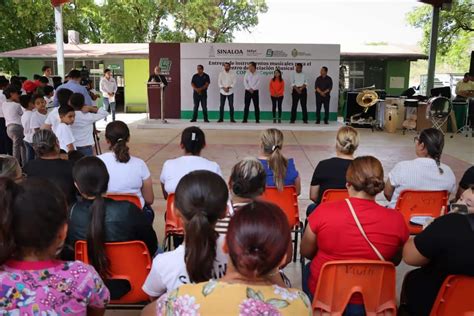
[54,105,76,152]
[43,88,72,130]
[3,85,25,165]
[20,94,35,163]
[43,85,55,111]
[69,93,108,156]
[29,93,48,138]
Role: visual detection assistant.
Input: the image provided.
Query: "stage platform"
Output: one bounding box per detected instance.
[137,118,343,131]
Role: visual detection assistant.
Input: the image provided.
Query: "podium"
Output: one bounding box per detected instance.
[147,82,166,121]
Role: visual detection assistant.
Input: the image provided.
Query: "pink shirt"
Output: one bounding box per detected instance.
[0,260,110,314]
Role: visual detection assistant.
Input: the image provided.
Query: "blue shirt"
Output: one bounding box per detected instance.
[53,80,93,107]
[259,158,299,187]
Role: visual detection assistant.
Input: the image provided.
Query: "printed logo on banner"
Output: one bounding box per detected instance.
[159,58,172,74]
[246,49,261,57]
[266,49,288,58]
[291,48,311,58]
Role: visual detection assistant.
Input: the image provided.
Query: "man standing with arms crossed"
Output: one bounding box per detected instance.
[290,63,308,123]
[315,66,333,124]
[218,62,236,123]
[243,62,260,123]
[191,65,210,123]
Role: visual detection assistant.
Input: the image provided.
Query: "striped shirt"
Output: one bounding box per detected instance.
[215,202,249,235]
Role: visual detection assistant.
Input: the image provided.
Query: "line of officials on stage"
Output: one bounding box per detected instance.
[149,62,333,124]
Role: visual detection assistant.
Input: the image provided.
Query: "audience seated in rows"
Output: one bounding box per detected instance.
[301,156,409,313]
[0,177,110,315]
[215,157,267,234]
[160,126,222,199]
[142,201,311,316]
[63,156,158,299]
[258,128,301,194]
[143,170,228,299]
[98,121,154,219]
[400,186,474,316]
[385,128,456,208]
[24,129,77,205]
[307,126,359,215]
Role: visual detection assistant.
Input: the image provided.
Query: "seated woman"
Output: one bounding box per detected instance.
[401,186,474,316]
[98,121,154,220]
[0,154,22,181]
[64,157,158,299]
[215,157,267,234]
[258,128,301,194]
[385,128,456,208]
[23,129,77,204]
[0,177,110,314]
[141,201,311,315]
[160,126,222,198]
[307,126,359,215]
[142,170,228,299]
[455,165,474,200]
[301,156,409,310]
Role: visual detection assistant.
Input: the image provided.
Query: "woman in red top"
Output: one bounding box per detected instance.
[301,156,409,312]
[269,69,285,123]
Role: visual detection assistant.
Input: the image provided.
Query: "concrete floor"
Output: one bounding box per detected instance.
[101,114,473,315]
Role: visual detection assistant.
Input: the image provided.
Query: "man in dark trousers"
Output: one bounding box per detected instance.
[314,66,333,124]
[148,66,168,87]
[191,65,210,122]
[290,63,309,123]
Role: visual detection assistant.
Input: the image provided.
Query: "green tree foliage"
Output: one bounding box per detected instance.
[406,0,473,71]
[0,0,267,73]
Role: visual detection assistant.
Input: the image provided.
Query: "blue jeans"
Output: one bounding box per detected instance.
[103,97,116,121]
[24,141,35,163]
[76,145,94,157]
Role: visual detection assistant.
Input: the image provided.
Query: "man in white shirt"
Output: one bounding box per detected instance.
[218,62,237,123]
[243,62,260,123]
[290,63,308,123]
[99,69,118,121]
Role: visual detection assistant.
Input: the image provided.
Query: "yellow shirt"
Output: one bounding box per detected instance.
[156,280,312,315]
[455,80,474,96]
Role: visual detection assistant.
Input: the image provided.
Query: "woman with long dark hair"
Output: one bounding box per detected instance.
[143,170,228,299]
[269,68,285,123]
[64,157,157,298]
[142,201,311,315]
[384,128,456,208]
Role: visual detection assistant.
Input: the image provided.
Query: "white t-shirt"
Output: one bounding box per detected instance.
[21,110,34,143]
[0,90,6,118]
[160,155,222,194]
[98,152,151,207]
[388,157,457,208]
[142,235,227,298]
[30,110,47,131]
[44,107,60,130]
[71,109,108,147]
[3,101,23,126]
[53,122,75,152]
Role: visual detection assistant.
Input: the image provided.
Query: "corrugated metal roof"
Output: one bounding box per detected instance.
[0,42,427,60]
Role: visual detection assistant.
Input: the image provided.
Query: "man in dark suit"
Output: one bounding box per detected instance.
[148,66,168,87]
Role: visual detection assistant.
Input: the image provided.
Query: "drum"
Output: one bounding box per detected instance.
[384,105,399,133]
[426,96,452,119]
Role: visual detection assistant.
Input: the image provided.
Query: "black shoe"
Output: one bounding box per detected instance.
[231,119,236,123]
[273,119,276,123]
[316,121,320,124]
[304,121,308,124]
[217,119,223,123]
[290,121,295,124]
[242,120,248,123]
[204,119,210,123]
[324,121,329,125]
[190,119,197,122]
[256,121,260,124]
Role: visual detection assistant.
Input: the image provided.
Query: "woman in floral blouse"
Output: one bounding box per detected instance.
[141,201,311,316]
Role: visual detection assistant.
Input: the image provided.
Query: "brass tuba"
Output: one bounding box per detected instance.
[356,88,379,113]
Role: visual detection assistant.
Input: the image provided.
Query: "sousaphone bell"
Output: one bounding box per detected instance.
[350,86,380,130]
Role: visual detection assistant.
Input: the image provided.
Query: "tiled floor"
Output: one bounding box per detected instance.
[103,115,473,315]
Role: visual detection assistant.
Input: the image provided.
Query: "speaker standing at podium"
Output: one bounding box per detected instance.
[148,66,168,87]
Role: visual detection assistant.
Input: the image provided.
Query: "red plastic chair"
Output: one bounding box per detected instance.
[394,190,448,234]
[430,275,474,316]
[313,260,397,316]
[163,193,184,250]
[75,240,151,305]
[321,189,350,203]
[106,193,142,210]
[260,186,302,263]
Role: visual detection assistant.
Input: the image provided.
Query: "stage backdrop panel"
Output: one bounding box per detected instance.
[180,43,340,121]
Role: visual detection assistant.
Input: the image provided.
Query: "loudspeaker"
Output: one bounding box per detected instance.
[470,50,474,75]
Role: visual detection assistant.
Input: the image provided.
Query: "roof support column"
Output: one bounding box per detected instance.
[54,5,65,79]
[426,4,440,94]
